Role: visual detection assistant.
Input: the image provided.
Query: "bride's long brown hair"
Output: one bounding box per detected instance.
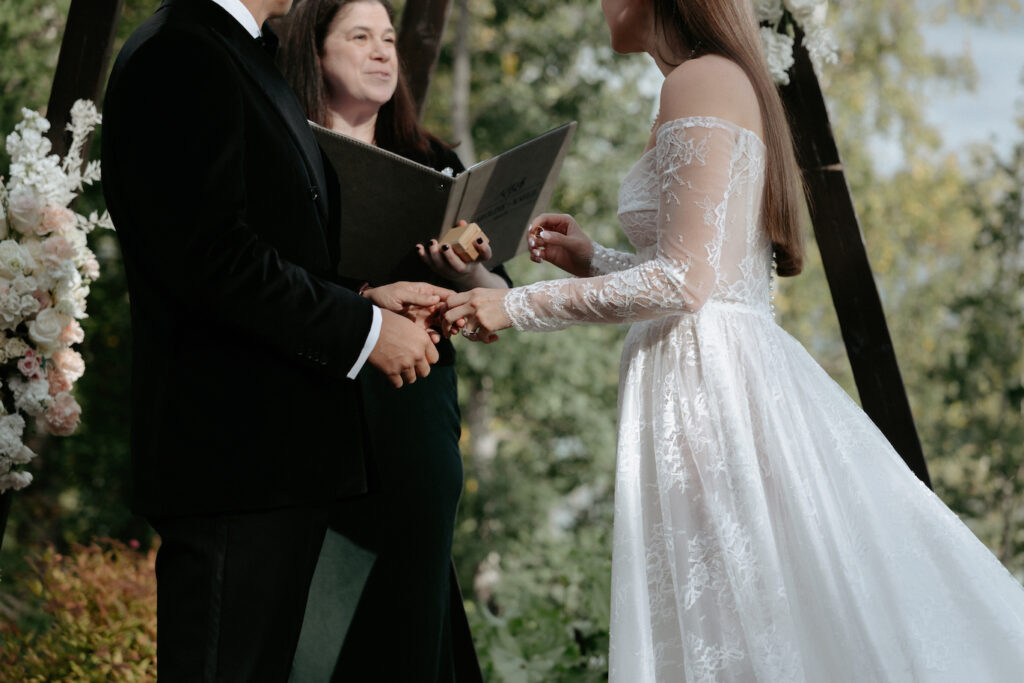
[651,0,804,276]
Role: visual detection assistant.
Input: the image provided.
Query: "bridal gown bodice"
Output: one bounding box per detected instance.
[504,116,773,330]
[503,116,1024,682]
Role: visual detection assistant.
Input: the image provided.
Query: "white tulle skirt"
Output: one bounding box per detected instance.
[608,301,1024,682]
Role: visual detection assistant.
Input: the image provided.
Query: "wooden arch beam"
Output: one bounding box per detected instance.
[396,0,453,115]
[45,0,124,156]
[779,28,932,488]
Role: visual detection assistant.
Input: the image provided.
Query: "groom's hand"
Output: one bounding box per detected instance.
[363,281,453,313]
[362,281,454,342]
[369,310,440,387]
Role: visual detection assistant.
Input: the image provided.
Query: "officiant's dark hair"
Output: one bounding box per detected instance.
[277,0,447,163]
[651,0,805,276]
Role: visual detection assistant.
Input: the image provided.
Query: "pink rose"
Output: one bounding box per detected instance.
[52,348,85,383]
[45,391,81,436]
[17,350,41,378]
[47,365,72,395]
[60,320,84,345]
[31,289,52,310]
[42,234,75,267]
[39,206,76,236]
[7,187,43,234]
[82,256,100,280]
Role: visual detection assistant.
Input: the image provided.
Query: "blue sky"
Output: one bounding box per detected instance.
[874,8,1024,171]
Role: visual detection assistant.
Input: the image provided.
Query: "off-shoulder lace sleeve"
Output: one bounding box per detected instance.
[504,119,740,331]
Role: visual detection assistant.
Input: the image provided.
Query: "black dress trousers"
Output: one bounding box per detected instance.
[153,504,331,682]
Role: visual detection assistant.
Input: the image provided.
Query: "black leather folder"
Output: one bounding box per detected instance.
[312,121,576,283]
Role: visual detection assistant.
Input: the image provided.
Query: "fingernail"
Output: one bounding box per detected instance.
[528,238,535,247]
[441,244,449,251]
[539,230,551,239]
[430,239,437,245]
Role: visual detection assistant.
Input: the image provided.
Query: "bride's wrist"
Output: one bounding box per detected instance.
[581,240,597,277]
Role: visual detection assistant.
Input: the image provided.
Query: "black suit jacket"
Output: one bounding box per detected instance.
[102,0,373,518]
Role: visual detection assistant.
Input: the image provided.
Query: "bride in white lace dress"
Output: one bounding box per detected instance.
[445,0,1024,680]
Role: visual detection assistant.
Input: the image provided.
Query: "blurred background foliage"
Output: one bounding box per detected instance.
[1,0,1022,679]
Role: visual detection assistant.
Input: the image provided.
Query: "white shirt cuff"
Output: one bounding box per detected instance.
[347,305,381,379]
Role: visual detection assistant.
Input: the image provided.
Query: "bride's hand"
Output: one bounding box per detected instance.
[528,213,594,278]
[443,287,510,342]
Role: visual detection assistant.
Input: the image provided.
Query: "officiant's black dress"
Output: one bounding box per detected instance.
[291,144,507,683]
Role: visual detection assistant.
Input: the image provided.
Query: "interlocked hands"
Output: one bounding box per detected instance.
[368,213,595,386]
[362,280,508,388]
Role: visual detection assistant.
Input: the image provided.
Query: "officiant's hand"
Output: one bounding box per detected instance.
[416,221,509,291]
[362,281,454,343]
[528,213,594,278]
[443,288,511,343]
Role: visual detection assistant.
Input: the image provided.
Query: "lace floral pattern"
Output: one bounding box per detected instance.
[505,118,770,333]
[506,117,1024,681]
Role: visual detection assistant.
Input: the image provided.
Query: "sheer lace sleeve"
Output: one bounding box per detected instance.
[589,242,643,275]
[504,119,740,332]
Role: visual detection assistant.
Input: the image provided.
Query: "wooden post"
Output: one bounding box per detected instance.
[397,0,453,116]
[0,491,12,552]
[45,0,123,156]
[0,0,123,553]
[779,28,932,488]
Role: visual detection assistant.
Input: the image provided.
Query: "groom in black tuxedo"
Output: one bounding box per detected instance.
[102,0,450,678]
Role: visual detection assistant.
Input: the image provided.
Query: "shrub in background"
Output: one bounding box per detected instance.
[0,538,156,681]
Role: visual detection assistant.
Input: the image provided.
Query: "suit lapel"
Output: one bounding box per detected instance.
[230,33,331,222]
[170,0,331,228]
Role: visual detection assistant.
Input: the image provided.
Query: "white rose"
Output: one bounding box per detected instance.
[28,306,68,352]
[783,0,824,22]
[47,260,80,291]
[54,291,85,319]
[19,294,41,318]
[5,336,29,358]
[754,0,784,23]
[10,376,51,417]
[0,201,8,240]
[0,239,34,278]
[0,469,33,492]
[5,186,43,235]
[804,24,838,67]
[61,224,88,258]
[0,292,24,330]
[759,27,795,85]
[0,412,25,444]
[8,445,35,465]
[20,236,43,264]
[10,275,37,296]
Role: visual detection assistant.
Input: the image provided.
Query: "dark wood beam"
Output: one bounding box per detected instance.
[397,0,453,117]
[45,0,124,156]
[779,27,932,487]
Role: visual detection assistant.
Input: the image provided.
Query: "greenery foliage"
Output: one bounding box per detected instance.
[0,0,1021,679]
[0,539,157,681]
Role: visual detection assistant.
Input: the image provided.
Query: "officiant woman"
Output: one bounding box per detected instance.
[278,0,508,680]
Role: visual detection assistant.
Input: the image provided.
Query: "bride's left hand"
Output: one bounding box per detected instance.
[443,287,511,342]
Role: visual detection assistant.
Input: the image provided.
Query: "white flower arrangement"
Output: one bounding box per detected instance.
[0,100,110,493]
[755,0,838,85]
